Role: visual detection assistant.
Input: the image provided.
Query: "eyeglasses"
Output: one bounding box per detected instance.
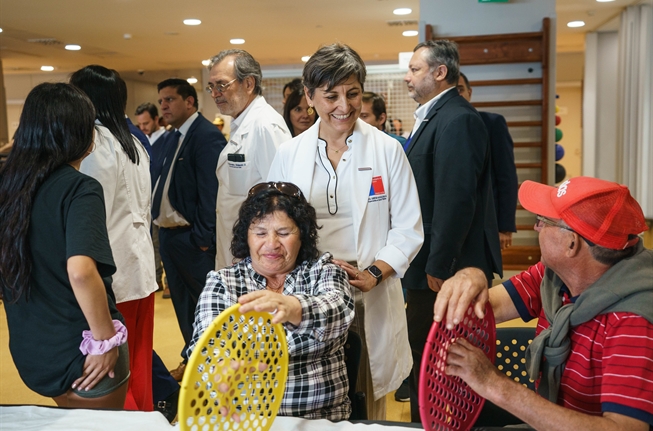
[205,78,238,94]
[248,182,305,200]
[535,215,595,247]
[535,215,572,231]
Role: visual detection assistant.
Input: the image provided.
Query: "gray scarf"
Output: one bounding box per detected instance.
[524,241,653,402]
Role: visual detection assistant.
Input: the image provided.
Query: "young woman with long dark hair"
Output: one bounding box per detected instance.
[70,65,158,411]
[0,82,129,408]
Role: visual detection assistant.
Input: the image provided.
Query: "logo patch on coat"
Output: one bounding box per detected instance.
[369,176,387,203]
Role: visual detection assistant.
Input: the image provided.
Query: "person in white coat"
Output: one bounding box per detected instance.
[206,49,292,271]
[71,65,158,411]
[267,44,424,420]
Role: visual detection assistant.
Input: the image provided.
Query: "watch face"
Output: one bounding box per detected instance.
[367,265,382,279]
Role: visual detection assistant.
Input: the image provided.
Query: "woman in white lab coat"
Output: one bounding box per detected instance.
[71,65,158,411]
[267,44,424,420]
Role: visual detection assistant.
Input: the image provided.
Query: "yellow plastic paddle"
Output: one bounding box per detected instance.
[179,304,289,431]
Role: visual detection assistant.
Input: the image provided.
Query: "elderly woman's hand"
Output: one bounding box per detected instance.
[238,290,303,326]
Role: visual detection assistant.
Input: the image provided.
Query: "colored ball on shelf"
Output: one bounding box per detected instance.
[555,115,561,126]
[555,144,565,161]
[555,163,566,183]
[555,105,559,113]
[555,128,563,142]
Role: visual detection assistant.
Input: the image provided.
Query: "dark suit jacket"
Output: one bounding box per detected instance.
[126,117,152,157]
[479,111,518,233]
[162,112,226,249]
[403,89,502,289]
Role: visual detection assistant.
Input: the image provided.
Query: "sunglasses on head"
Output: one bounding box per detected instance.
[247,182,305,201]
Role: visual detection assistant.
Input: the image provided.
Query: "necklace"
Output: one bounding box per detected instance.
[327,143,348,154]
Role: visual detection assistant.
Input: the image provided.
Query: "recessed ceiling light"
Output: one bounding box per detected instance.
[187,77,198,84]
[202,59,211,66]
[393,8,412,15]
[567,21,585,28]
[0,28,3,33]
[65,44,81,51]
[41,66,54,72]
[230,38,245,45]
[183,19,201,26]
[301,56,311,62]
[596,0,615,2]
[403,30,419,37]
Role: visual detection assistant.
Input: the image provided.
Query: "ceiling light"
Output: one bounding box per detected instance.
[567,21,585,28]
[230,38,245,45]
[41,66,54,72]
[201,59,211,66]
[596,0,615,2]
[65,44,81,51]
[187,77,198,84]
[183,19,201,26]
[0,28,3,33]
[301,56,310,62]
[403,30,419,37]
[393,8,412,15]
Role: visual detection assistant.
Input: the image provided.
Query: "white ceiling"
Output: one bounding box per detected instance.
[0,0,645,82]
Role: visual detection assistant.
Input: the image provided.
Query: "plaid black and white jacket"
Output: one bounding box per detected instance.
[188,252,354,420]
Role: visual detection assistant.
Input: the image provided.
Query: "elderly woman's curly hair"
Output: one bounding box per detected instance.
[230,189,320,264]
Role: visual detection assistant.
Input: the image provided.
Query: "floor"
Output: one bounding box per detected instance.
[1,285,531,423]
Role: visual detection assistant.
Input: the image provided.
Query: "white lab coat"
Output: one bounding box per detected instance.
[80,124,158,303]
[215,96,291,270]
[268,119,424,400]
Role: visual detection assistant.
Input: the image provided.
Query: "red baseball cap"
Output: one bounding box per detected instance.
[519,177,647,250]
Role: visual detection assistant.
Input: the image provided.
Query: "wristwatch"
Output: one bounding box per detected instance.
[366,265,383,286]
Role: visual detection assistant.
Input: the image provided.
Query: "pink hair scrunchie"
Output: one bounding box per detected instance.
[79,320,128,355]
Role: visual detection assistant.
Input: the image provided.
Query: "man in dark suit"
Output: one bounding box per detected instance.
[152,79,226,380]
[401,40,502,422]
[457,72,518,249]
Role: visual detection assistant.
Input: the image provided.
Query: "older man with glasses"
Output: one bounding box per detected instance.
[432,176,653,431]
[206,49,292,272]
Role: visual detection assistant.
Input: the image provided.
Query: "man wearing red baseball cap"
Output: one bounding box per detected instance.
[431,177,653,430]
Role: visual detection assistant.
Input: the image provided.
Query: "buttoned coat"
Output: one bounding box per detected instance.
[402,89,502,289]
[165,113,226,249]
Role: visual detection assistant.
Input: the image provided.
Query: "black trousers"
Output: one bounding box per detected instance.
[159,227,215,360]
[406,288,437,423]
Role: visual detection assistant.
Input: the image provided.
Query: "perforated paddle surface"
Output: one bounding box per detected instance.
[179,304,289,431]
[419,303,496,431]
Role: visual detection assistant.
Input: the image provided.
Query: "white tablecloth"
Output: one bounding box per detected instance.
[0,406,419,431]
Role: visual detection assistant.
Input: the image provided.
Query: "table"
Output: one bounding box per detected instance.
[0,406,419,431]
[0,405,532,430]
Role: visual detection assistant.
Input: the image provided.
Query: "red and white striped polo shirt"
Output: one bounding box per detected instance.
[503,262,653,426]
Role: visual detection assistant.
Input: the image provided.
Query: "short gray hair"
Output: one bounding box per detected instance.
[413,40,460,85]
[209,49,262,95]
[302,44,366,98]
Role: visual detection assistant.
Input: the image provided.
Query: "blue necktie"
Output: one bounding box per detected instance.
[402,133,412,152]
[151,130,181,220]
